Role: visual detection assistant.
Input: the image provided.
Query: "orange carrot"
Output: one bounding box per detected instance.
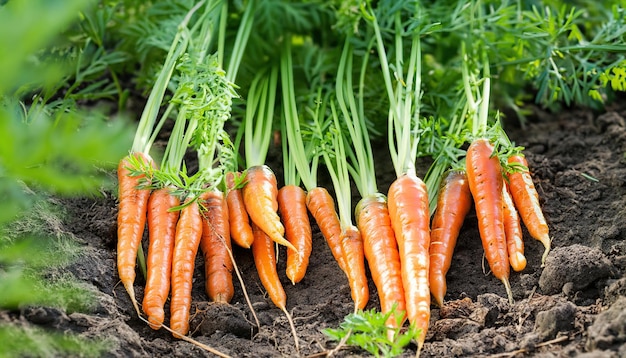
[169,196,203,338]
[251,222,286,309]
[200,190,234,304]
[225,171,254,248]
[142,187,180,329]
[305,187,346,272]
[277,185,313,284]
[356,194,406,333]
[242,165,296,252]
[340,225,369,310]
[429,169,472,307]
[507,154,551,265]
[251,221,300,352]
[502,183,527,272]
[117,152,154,316]
[466,139,513,303]
[387,173,431,350]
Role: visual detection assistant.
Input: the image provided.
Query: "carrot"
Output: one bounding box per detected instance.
[169,195,203,338]
[251,222,286,309]
[507,154,551,266]
[200,190,234,304]
[502,183,527,272]
[225,171,254,248]
[387,172,431,350]
[340,225,369,311]
[142,187,180,330]
[429,169,472,308]
[305,187,346,272]
[466,138,513,304]
[277,185,313,284]
[117,152,154,316]
[251,221,300,353]
[242,165,296,252]
[356,194,406,333]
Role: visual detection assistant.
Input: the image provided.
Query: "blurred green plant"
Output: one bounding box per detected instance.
[0,0,135,356]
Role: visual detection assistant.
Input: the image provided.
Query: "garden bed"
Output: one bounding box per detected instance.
[6,102,624,358]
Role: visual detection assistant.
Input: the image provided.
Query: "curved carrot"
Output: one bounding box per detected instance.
[429,169,472,307]
[340,225,369,311]
[225,171,254,248]
[169,196,203,338]
[387,173,431,350]
[251,222,286,309]
[356,193,406,334]
[466,139,513,304]
[142,187,180,330]
[200,190,234,304]
[277,185,313,284]
[502,183,527,272]
[507,154,551,265]
[242,165,296,252]
[117,152,154,316]
[305,187,346,272]
[251,221,300,352]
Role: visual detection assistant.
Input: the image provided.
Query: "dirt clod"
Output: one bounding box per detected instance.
[534,301,576,340]
[539,244,616,295]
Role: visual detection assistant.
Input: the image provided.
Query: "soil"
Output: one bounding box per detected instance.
[4,101,626,357]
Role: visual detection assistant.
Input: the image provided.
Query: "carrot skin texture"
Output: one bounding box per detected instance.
[502,183,527,272]
[306,187,346,272]
[225,171,254,248]
[242,165,295,252]
[117,152,153,313]
[387,173,431,349]
[356,194,406,331]
[507,154,551,265]
[429,170,472,307]
[251,222,287,309]
[278,185,313,284]
[466,139,510,289]
[340,225,369,310]
[142,187,180,329]
[200,191,234,304]
[169,197,203,338]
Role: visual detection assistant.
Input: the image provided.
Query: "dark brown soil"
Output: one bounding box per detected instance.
[6,102,626,357]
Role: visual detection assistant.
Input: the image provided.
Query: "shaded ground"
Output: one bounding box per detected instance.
[6,102,626,357]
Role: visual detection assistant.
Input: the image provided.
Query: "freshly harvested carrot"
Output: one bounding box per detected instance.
[502,183,527,272]
[169,196,203,338]
[507,154,551,265]
[387,173,431,350]
[225,171,254,248]
[340,225,369,310]
[117,152,154,316]
[242,165,296,252]
[466,139,513,304]
[200,190,234,304]
[356,193,406,333]
[142,187,180,330]
[429,169,472,308]
[277,185,313,284]
[251,221,300,352]
[305,187,346,272]
[251,222,286,309]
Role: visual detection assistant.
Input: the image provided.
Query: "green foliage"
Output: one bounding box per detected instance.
[0,325,110,358]
[0,0,136,356]
[323,307,419,358]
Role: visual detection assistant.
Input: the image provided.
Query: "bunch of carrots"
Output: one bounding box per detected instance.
[112,0,555,356]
